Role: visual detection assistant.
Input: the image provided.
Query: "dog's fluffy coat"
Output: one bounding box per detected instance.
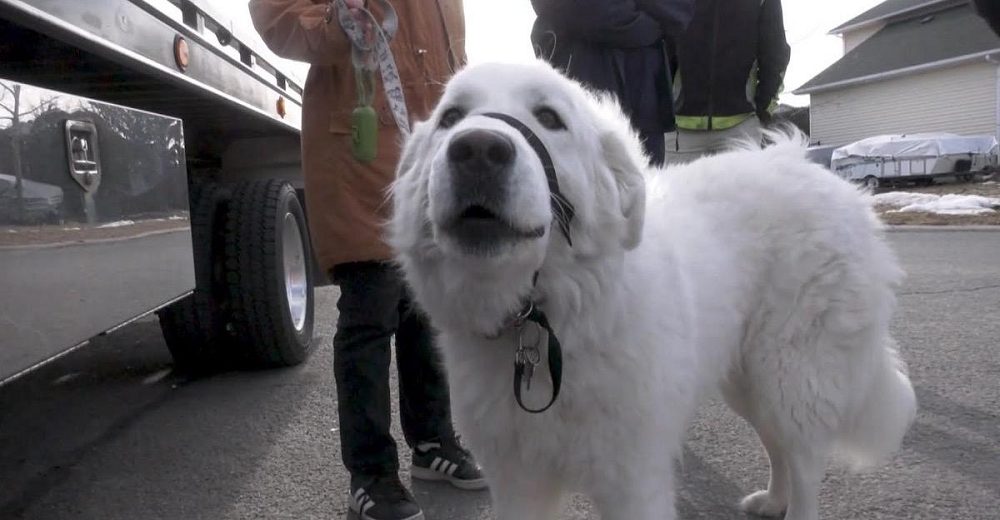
[389,61,917,520]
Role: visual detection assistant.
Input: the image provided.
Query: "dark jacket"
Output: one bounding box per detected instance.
[530,0,694,133]
[972,0,1000,36]
[672,0,790,131]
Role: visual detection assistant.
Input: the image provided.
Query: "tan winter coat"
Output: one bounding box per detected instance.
[249,0,466,271]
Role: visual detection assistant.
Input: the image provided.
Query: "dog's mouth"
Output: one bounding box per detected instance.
[442,204,545,255]
[460,204,501,221]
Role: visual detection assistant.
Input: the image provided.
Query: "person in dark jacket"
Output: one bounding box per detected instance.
[531,0,695,166]
[972,0,1000,36]
[666,0,791,163]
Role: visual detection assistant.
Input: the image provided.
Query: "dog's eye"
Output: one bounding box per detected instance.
[534,107,566,130]
[439,107,465,129]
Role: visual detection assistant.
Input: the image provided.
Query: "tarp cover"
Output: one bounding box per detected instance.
[831,133,999,163]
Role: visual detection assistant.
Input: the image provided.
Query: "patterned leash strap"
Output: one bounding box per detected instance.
[329,0,410,142]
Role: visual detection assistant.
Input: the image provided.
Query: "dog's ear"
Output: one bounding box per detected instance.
[600,130,646,250]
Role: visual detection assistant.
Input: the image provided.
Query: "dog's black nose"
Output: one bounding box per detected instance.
[448,129,516,174]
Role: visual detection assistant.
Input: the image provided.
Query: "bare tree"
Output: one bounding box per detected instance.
[1,82,58,214]
[0,82,27,207]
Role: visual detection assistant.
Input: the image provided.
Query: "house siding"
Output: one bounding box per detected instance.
[809,62,998,147]
[843,23,885,54]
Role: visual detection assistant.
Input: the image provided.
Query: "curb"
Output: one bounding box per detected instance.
[0,226,190,252]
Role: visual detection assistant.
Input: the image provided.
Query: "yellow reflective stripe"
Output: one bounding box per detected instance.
[676,113,754,131]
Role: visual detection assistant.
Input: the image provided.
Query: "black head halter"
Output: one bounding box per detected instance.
[481,112,575,246]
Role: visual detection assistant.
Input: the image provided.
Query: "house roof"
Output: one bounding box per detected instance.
[829,0,952,34]
[795,4,1000,94]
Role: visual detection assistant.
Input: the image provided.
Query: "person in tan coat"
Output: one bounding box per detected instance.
[249,2,482,518]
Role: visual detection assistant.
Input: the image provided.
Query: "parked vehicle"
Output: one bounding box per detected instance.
[830,133,999,188]
[1,0,316,385]
[0,173,63,223]
[805,144,838,169]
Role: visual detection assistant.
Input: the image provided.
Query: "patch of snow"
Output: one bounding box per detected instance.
[98,220,136,228]
[874,192,1000,215]
[167,215,186,221]
[873,192,938,208]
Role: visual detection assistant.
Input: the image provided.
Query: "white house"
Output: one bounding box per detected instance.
[795,0,1000,147]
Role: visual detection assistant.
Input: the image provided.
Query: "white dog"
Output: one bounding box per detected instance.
[389,61,917,520]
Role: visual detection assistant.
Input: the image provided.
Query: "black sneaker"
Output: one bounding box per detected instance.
[410,438,487,490]
[349,474,423,520]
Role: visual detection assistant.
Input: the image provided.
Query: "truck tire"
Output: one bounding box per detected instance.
[157,181,230,373]
[224,179,315,367]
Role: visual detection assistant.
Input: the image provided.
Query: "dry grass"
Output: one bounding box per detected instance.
[877,210,1000,226]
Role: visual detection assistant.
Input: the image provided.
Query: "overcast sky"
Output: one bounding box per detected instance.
[464,0,886,106]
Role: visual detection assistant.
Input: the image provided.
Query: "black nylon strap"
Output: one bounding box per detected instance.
[482,112,574,246]
[512,305,563,414]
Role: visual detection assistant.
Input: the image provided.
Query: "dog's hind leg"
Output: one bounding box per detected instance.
[724,376,832,520]
[737,425,789,517]
[782,447,825,520]
[722,384,789,517]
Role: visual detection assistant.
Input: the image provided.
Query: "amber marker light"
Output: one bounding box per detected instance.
[173,35,189,71]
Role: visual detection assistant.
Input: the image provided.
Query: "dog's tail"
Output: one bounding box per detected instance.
[835,338,917,470]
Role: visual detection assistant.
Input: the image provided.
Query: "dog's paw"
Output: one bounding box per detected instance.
[739,490,787,517]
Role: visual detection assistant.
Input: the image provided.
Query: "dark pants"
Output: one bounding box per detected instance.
[639,130,666,167]
[331,261,454,476]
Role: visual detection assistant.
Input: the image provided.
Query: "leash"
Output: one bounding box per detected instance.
[479,114,576,414]
[510,300,564,414]
[328,0,410,161]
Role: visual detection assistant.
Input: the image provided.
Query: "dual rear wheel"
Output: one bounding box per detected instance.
[157,178,315,373]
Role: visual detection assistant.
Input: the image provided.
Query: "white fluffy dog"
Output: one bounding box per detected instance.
[388,61,917,520]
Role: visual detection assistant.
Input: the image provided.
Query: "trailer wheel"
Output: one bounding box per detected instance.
[224,179,314,367]
[157,181,229,373]
[863,176,880,189]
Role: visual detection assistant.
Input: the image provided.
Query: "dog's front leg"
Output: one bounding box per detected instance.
[591,462,677,520]
[488,470,564,520]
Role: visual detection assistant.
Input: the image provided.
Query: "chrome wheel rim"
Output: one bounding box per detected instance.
[282,212,308,331]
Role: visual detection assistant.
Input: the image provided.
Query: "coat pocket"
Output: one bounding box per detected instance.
[329,109,354,135]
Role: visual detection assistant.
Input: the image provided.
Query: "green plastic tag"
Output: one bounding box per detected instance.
[351,105,378,163]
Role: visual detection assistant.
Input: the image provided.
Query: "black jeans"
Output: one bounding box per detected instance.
[331,261,454,476]
[639,129,666,167]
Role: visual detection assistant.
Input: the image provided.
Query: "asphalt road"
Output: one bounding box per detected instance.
[1,230,998,519]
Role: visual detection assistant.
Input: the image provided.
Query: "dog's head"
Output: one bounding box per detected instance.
[389,61,647,334]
